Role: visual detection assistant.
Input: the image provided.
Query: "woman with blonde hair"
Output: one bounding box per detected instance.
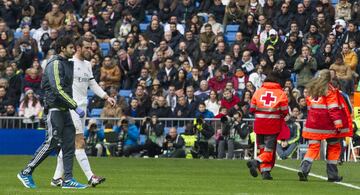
[298,69,352,182]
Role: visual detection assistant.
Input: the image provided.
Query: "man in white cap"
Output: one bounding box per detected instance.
[264,29,283,53]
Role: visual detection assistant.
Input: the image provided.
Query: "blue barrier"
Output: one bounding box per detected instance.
[0,129,45,155]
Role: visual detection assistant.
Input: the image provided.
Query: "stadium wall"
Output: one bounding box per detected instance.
[0,129,45,155]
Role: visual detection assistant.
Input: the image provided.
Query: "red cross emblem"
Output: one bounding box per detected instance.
[260,91,277,106]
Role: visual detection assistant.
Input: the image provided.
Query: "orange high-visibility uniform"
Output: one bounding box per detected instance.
[303,84,353,163]
[250,82,289,172]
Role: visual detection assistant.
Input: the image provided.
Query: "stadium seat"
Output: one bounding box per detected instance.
[14,31,23,39]
[226,25,239,33]
[177,127,185,134]
[225,32,236,43]
[100,42,110,56]
[119,89,132,97]
[331,0,338,5]
[90,108,102,117]
[87,90,95,98]
[140,23,149,32]
[145,15,152,22]
[164,127,170,135]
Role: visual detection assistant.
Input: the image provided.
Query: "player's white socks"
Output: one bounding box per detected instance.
[53,150,64,179]
[75,149,93,181]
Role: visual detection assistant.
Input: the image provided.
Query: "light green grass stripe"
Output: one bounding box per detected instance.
[275,164,360,190]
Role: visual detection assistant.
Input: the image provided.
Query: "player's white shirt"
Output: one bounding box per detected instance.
[71,56,106,107]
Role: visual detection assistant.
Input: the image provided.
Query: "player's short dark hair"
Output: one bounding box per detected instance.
[54,36,74,53]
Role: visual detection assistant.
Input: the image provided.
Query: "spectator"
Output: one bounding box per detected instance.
[194,80,210,103]
[238,50,255,74]
[240,14,257,42]
[131,85,151,114]
[100,56,121,89]
[162,127,185,158]
[18,88,42,129]
[165,85,177,112]
[329,55,353,95]
[221,89,240,110]
[157,57,177,90]
[174,0,195,23]
[84,119,105,157]
[0,0,20,29]
[124,98,146,118]
[209,0,225,23]
[205,90,220,116]
[149,79,165,97]
[335,0,352,21]
[146,19,164,47]
[114,10,136,43]
[159,0,178,23]
[316,43,335,70]
[138,115,165,157]
[294,3,311,32]
[341,42,358,72]
[41,29,58,55]
[263,29,283,54]
[223,1,245,26]
[95,10,115,41]
[316,12,332,36]
[118,49,140,89]
[282,43,298,72]
[276,114,300,160]
[23,68,41,95]
[248,65,266,90]
[274,3,293,35]
[263,0,276,20]
[294,46,317,93]
[195,102,214,118]
[208,68,227,92]
[124,0,145,22]
[32,19,51,52]
[44,3,64,30]
[149,95,172,118]
[0,86,9,115]
[200,24,216,47]
[3,66,21,106]
[173,95,191,118]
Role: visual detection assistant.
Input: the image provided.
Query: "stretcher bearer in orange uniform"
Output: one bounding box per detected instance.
[247,71,289,180]
[298,69,353,182]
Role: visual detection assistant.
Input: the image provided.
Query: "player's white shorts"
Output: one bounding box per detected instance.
[70,106,86,134]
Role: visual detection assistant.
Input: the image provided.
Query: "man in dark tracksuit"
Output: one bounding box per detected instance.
[17,36,87,189]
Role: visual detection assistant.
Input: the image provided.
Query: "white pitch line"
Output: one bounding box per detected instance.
[275,164,360,191]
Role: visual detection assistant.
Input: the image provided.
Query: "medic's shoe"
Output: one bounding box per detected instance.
[50,178,63,187]
[88,175,106,187]
[17,173,36,189]
[62,178,87,189]
[328,176,343,182]
[298,171,308,182]
[246,160,259,177]
[261,171,273,180]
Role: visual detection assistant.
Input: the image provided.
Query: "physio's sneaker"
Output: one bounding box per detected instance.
[298,171,308,182]
[62,178,87,189]
[50,178,63,187]
[17,173,36,189]
[246,160,259,177]
[88,175,106,187]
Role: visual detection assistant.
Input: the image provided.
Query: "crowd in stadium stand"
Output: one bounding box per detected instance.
[0,0,359,158]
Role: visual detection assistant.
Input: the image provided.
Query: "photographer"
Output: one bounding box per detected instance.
[115,117,140,157]
[161,127,185,158]
[193,116,215,158]
[218,111,251,159]
[84,119,105,157]
[139,115,165,157]
[276,114,300,160]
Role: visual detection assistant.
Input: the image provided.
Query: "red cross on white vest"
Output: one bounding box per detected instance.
[260,91,277,106]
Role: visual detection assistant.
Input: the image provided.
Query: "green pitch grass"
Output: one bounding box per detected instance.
[0,156,359,195]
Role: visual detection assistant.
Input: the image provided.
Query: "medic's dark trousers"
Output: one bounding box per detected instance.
[21,109,75,181]
[255,134,278,172]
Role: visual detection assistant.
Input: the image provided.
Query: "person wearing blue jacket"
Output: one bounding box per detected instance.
[195,102,214,119]
[115,117,140,157]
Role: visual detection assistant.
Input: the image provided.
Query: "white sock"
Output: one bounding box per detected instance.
[53,150,64,179]
[75,149,93,181]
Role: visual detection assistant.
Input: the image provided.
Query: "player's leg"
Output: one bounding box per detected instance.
[51,150,64,186]
[73,109,105,187]
[18,110,63,188]
[298,140,321,181]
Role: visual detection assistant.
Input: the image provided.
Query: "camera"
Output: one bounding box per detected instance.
[220,115,234,124]
[145,117,151,123]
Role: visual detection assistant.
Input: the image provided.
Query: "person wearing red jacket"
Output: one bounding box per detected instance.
[247,71,289,180]
[208,69,227,93]
[298,69,353,182]
[220,89,240,110]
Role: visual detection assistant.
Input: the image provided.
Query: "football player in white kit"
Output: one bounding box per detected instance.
[51,38,116,187]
